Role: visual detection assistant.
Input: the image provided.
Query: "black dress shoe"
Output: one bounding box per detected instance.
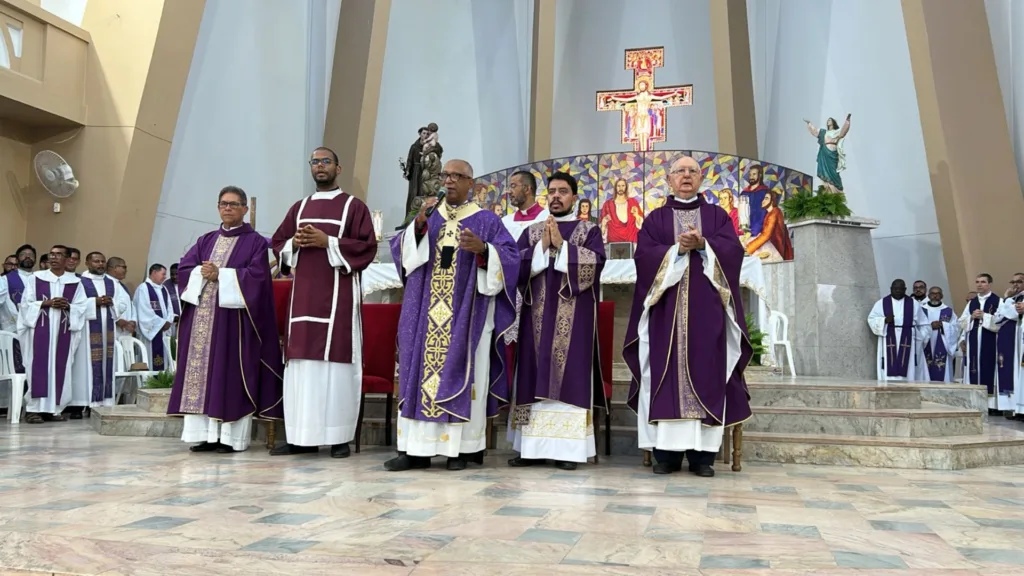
[467,450,485,465]
[189,442,218,453]
[330,443,351,458]
[216,444,236,454]
[446,457,467,471]
[269,444,318,456]
[554,461,577,471]
[694,465,715,478]
[68,411,83,420]
[653,462,682,475]
[384,454,431,471]
[508,456,543,467]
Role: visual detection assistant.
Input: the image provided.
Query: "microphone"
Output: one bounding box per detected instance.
[425,187,446,218]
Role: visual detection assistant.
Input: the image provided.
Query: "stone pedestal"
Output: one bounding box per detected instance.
[789,217,880,379]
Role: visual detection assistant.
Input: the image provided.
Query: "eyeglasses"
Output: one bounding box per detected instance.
[669,167,701,175]
[48,252,66,259]
[218,201,244,209]
[309,158,335,166]
[440,172,470,182]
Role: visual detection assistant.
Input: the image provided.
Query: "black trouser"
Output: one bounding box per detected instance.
[653,449,716,468]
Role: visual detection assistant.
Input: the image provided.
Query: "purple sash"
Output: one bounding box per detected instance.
[30,279,77,400]
[146,283,167,371]
[168,283,181,317]
[81,277,115,402]
[995,296,1022,394]
[967,294,1000,390]
[923,306,953,381]
[882,296,914,377]
[6,272,24,305]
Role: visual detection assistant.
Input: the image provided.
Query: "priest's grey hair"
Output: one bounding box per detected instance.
[219,185,247,204]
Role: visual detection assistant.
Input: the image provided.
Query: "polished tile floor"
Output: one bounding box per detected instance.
[2,422,1024,575]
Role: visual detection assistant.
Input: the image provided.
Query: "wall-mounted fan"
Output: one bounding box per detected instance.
[34,150,79,201]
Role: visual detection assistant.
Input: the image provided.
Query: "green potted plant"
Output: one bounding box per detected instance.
[780,185,852,222]
[143,371,175,389]
[744,312,767,366]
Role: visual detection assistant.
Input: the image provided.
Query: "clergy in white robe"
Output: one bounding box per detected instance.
[959,274,1008,410]
[269,147,377,458]
[69,253,133,410]
[995,273,1024,417]
[918,287,960,382]
[0,273,15,333]
[105,257,136,339]
[17,247,88,423]
[134,265,175,373]
[867,280,930,382]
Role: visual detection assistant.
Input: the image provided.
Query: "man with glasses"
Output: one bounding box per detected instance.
[2,255,16,274]
[386,158,519,472]
[270,147,377,458]
[105,257,136,338]
[65,248,81,276]
[996,273,1024,419]
[168,185,284,453]
[17,245,88,424]
[134,263,176,372]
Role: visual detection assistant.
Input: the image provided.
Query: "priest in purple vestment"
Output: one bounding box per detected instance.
[995,273,1024,418]
[17,245,88,424]
[168,186,284,453]
[958,274,1009,412]
[867,279,930,382]
[624,155,752,477]
[386,159,519,472]
[509,171,606,470]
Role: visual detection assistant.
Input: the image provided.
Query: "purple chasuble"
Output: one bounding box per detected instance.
[967,294,1001,392]
[145,283,168,371]
[923,305,953,381]
[881,296,914,378]
[81,276,116,402]
[167,223,284,422]
[30,279,77,399]
[514,219,607,412]
[624,196,753,427]
[390,204,519,423]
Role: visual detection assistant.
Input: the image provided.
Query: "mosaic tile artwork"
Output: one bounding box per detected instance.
[472,169,507,216]
[3,422,1024,574]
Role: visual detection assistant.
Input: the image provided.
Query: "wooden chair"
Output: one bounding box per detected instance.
[594,301,615,461]
[354,303,401,453]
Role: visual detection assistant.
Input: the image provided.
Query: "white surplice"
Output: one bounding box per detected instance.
[17,271,88,415]
[69,272,134,408]
[178,235,255,450]
[867,297,930,382]
[111,276,135,340]
[995,296,1024,415]
[636,196,743,454]
[278,189,362,447]
[501,205,550,242]
[958,293,1010,410]
[134,279,175,372]
[396,219,505,458]
[511,213,595,463]
[918,302,960,382]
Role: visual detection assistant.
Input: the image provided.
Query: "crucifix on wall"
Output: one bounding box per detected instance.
[596,47,692,152]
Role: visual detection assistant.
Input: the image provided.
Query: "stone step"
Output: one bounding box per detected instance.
[137,388,170,414]
[748,382,921,409]
[744,427,1024,470]
[746,405,982,437]
[90,406,183,438]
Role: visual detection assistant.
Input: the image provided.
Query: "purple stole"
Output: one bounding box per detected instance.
[6,272,24,305]
[81,277,116,402]
[923,305,953,381]
[996,294,1024,393]
[146,283,167,371]
[968,294,1001,391]
[167,282,181,317]
[882,296,914,377]
[31,279,77,399]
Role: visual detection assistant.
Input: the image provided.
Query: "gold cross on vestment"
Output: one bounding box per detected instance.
[596,47,692,152]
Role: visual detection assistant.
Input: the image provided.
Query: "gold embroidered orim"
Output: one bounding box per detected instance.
[179,235,239,413]
[673,208,707,420]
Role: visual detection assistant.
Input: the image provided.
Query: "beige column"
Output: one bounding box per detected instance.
[709,0,758,158]
[529,0,556,161]
[903,0,1024,304]
[25,0,205,282]
[322,0,391,202]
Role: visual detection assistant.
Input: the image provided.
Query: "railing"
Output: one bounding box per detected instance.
[0,0,89,126]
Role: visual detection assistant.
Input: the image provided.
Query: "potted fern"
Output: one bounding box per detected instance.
[143,371,175,389]
[744,312,766,366]
[780,185,852,222]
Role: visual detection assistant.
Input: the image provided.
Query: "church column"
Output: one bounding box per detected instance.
[25,0,205,278]
[709,0,758,158]
[528,0,556,161]
[903,0,1024,303]
[322,0,392,201]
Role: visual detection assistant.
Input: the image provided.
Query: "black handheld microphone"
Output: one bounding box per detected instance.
[425,186,446,218]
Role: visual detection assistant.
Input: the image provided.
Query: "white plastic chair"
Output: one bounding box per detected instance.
[114,336,158,404]
[767,310,796,377]
[0,330,27,424]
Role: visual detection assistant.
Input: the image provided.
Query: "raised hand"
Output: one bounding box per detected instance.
[459,228,486,254]
[415,197,439,226]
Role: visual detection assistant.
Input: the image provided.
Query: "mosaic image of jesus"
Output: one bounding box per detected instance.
[600,178,644,243]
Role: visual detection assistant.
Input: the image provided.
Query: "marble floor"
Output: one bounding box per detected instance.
[3,422,1024,575]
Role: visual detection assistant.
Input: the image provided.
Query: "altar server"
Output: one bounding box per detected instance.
[868,279,929,382]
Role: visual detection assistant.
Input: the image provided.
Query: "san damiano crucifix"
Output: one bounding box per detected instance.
[596,47,692,152]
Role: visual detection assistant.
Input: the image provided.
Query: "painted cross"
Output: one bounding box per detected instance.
[596,47,692,152]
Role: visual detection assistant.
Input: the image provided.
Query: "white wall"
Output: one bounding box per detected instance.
[986,0,1024,190]
[367,0,533,230]
[749,0,947,295]
[40,0,87,27]
[148,0,340,269]
[551,0,718,158]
